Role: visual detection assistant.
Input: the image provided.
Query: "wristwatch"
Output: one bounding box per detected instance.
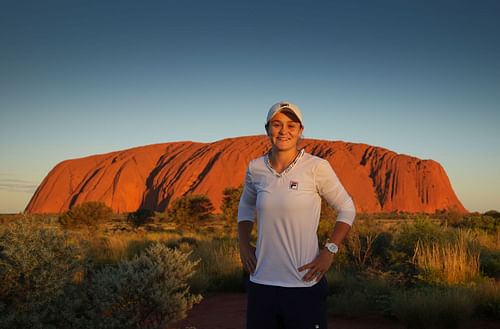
[324,241,339,254]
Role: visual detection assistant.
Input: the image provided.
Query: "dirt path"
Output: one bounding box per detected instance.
[169,293,405,329]
[169,293,499,329]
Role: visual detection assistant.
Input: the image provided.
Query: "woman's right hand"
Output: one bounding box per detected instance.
[239,243,257,274]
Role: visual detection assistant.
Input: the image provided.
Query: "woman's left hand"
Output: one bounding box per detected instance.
[298,249,334,282]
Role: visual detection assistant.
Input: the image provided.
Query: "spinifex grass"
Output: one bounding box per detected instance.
[413,230,480,284]
[189,237,244,293]
[85,230,194,264]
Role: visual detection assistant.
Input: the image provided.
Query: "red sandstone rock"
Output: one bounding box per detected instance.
[25,136,467,214]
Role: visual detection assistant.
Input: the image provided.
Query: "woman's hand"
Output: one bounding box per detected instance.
[298,249,334,282]
[239,243,257,274]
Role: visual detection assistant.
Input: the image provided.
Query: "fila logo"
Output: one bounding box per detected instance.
[289,181,299,190]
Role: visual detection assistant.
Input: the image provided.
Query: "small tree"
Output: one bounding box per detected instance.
[169,194,214,228]
[221,186,243,222]
[59,201,114,229]
[127,208,156,229]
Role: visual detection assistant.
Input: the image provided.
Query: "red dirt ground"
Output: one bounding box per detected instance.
[168,293,499,329]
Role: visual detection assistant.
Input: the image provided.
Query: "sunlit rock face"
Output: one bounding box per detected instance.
[25,136,466,214]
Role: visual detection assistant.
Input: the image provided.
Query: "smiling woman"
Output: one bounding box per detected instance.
[237,101,356,329]
[265,106,304,171]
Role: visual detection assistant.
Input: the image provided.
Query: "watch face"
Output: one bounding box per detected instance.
[326,243,338,253]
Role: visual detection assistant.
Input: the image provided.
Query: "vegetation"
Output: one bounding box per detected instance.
[85,243,201,329]
[0,217,200,329]
[221,186,243,222]
[127,208,156,228]
[391,288,474,329]
[0,219,85,328]
[2,194,500,328]
[59,201,114,229]
[169,194,215,228]
[413,231,480,284]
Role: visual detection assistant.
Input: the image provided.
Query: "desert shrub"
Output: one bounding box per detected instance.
[453,214,500,234]
[433,209,464,225]
[59,201,114,229]
[484,210,500,219]
[85,242,201,329]
[481,250,500,279]
[0,219,202,329]
[387,218,448,281]
[221,186,243,222]
[127,208,156,228]
[393,218,447,257]
[344,218,388,270]
[169,194,215,228]
[0,218,87,328]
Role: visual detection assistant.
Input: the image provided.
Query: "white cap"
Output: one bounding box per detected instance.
[266,101,304,126]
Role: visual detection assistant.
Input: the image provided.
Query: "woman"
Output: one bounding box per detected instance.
[238,101,356,329]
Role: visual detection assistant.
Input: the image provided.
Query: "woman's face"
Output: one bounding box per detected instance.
[267,112,304,152]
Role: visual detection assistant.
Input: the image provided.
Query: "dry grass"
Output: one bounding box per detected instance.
[84,230,210,264]
[413,230,480,284]
[188,238,244,292]
[476,230,500,250]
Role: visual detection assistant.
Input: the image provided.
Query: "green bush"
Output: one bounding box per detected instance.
[481,250,500,279]
[59,201,114,229]
[86,242,201,329]
[383,218,442,281]
[484,210,500,219]
[453,214,500,234]
[169,194,215,228]
[127,208,156,228]
[393,218,446,257]
[0,218,86,328]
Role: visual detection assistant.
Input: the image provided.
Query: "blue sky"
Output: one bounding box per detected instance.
[1,0,499,213]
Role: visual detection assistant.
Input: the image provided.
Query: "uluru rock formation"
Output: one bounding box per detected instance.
[25,136,467,214]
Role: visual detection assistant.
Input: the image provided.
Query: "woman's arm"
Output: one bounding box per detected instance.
[238,220,257,274]
[298,221,351,282]
[299,160,356,282]
[237,165,258,274]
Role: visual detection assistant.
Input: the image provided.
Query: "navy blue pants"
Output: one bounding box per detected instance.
[246,277,329,329]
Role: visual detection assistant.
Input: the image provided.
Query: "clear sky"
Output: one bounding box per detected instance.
[1,0,499,213]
